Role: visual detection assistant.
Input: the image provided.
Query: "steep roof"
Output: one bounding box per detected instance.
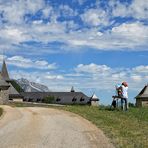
[135,84,148,99]
[1,60,9,80]
[20,92,90,104]
[6,79,24,93]
[0,79,10,89]
[71,86,75,92]
[91,93,99,101]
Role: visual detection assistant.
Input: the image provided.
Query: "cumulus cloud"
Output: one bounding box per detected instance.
[110,0,148,19]
[1,55,57,70]
[0,0,45,24]
[132,65,148,73]
[73,63,148,90]
[0,0,148,54]
[81,9,109,27]
[75,63,111,74]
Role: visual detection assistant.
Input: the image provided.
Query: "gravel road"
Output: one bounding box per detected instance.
[0,106,114,148]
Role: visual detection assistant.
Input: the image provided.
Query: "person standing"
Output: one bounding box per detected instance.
[121,82,128,111]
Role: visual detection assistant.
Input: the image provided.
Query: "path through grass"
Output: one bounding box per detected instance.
[10,102,148,148]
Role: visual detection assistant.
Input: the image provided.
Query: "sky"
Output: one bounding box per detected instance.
[0,0,148,105]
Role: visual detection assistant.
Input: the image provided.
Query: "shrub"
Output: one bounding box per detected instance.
[42,96,55,104]
[0,108,3,116]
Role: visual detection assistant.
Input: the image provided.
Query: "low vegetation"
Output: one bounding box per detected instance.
[10,102,148,148]
[42,96,55,104]
[10,80,24,92]
[0,108,3,117]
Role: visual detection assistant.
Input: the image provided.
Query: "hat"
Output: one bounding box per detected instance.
[122,81,128,87]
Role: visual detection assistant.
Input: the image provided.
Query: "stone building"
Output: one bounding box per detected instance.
[90,93,99,106]
[0,79,10,104]
[135,84,148,107]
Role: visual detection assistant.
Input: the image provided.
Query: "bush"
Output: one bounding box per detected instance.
[42,96,55,104]
[128,102,135,107]
[0,108,3,116]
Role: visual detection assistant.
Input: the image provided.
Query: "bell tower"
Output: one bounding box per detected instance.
[1,60,10,80]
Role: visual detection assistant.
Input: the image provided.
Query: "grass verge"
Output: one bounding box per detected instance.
[0,107,3,117]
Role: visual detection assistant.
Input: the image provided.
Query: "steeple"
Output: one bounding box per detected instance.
[1,60,9,80]
[71,86,75,92]
[91,93,99,101]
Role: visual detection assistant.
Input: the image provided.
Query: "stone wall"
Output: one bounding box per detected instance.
[136,98,148,107]
[136,99,142,107]
[0,89,9,104]
[91,100,99,106]
[142,100,148,107]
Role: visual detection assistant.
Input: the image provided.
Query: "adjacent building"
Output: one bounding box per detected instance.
[135,84,148,107]
[0,60,99,106]
[90,93,99,106]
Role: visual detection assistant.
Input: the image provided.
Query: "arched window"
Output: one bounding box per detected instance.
[80,97,85,102]
[72,97,77,102]
[56,97,61,102]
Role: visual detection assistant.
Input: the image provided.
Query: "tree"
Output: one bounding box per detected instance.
[42,96,55,104]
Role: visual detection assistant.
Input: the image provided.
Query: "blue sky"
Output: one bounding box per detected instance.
[0,0,148,104]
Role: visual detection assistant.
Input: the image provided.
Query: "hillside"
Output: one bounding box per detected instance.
[17,78,49,92]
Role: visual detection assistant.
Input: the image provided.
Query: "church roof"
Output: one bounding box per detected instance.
[71,86,75,92]
[1,60,10,80]
[91,93,99,101]
[19,92,90,104]
[0,79,10,89]
[135,84,148,99]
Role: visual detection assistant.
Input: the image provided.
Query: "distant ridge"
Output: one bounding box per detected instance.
[17,78,49,92]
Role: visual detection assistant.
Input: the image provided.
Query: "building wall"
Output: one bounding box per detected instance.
[91,101,99,106]
[142,100,148,107]
[0,89,9,104]
[8,83,19,94]
[136,98,148,107]
[13,98,23,102]
[136,99,142,107]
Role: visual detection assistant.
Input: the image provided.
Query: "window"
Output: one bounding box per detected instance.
[72,97,77,102]
[80,97,85,102]
[56,98,61,102]
[28,98,33,102]
[23,98,26,102]
[37,98,41,102]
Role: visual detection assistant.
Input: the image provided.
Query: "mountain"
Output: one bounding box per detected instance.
[17,78,49,92]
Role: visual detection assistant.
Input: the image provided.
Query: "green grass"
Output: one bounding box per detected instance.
[0,108,3,117]
[10,102,148,148]
[57,105,148,148]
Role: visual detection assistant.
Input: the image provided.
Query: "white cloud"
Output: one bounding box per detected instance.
[45,74,64,80]
[132,65,148,73]
[75,63,111,74]
[110,0,148,19]
[81,9,109,27]
[77,0,86,5]
[0,0,148,54]
[59,5,77,16]
[131,75,142,82]
[42,6,53,18]
[6,55,57,70]
[0,0,45,24]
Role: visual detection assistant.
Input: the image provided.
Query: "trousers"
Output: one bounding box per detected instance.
[121,98,128,111]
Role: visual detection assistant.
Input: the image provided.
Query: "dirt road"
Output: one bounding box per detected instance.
[0,106,114,148]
